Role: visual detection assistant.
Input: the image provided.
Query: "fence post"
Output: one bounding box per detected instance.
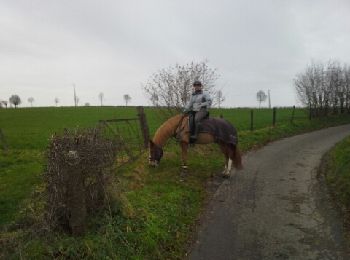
[250,110,254,131]
[290,105,295,124]
[137,106,150,149]
[66,151,86,236]
[68,166,86,236]
[0,129,8,154]
[272,107,277,127]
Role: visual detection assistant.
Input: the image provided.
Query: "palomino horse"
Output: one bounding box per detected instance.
[149,114,243,176]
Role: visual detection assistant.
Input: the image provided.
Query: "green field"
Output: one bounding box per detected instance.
[1,106,350,259]
[0,106,307,150]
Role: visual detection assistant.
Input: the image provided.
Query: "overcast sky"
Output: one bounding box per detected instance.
[1,0,350,107]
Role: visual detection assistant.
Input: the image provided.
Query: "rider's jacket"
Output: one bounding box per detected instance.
[184,90,212,112]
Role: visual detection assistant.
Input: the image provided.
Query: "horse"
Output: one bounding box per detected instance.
[149,113,243,176]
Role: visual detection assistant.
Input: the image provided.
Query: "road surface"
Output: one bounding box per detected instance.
[189,124,350,260]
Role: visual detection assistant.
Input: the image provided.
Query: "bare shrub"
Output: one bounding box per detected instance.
[45,128,117,235]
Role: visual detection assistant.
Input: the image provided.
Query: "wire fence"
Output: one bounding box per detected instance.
[201,106,310,131]
[98,106,150,167]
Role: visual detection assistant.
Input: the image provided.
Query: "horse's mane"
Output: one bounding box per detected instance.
[152,114,183,147]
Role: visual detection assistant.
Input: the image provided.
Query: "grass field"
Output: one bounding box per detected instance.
[1,106,350,259]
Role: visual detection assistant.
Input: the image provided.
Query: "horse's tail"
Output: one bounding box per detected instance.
[232,144,243,170]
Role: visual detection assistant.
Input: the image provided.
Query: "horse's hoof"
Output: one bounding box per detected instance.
[222,173,230,178]
[180,170,187,180]
[221,169,230,178]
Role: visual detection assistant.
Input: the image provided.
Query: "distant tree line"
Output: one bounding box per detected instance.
[295,60,350,116]
[1,93,133,108]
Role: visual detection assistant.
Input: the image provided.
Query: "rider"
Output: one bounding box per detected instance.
[183,80,212,141]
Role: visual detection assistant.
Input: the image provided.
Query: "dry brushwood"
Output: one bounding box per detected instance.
[45,128,117,236]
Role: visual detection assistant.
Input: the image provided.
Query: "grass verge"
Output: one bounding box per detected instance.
[322,135,350,225]
[320,135,350,253]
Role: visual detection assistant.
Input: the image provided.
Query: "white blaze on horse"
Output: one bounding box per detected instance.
[149,114,243,176]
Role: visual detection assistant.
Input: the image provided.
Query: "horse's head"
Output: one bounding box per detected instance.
[149,140,163,167]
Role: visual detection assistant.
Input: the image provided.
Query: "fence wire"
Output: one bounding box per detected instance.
[98,118,145,167]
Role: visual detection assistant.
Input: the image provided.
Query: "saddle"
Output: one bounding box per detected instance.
[187,113,238,146]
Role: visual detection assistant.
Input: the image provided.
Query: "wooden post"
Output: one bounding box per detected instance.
[137,106,150,149]
[272,107,277,127]
[290,105,295,124]
[0,129,8,153]
[67,151,86,236]
[250,110,254,131]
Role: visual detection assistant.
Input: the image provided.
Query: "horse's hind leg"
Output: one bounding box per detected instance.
[228,144,243,174]
[226,145,234,175]
[219,143,229,176]
[231,145,243,170]
[222,144,238,177]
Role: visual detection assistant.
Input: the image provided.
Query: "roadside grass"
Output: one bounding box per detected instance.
[324,136,350,212]
[322,135,350,250]
[1,107,350,259]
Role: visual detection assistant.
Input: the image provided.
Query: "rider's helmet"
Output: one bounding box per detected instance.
[193,80,202,86]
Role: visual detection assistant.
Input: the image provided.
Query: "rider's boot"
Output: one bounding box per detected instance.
[190,123,201,144]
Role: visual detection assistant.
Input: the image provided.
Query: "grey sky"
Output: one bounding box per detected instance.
[1,0,350,107]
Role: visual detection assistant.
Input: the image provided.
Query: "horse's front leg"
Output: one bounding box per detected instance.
[180,141,189,171]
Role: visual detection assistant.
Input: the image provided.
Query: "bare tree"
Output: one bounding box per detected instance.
[325,60,343,114]
[143,60,219,113]
[9,95,21,108]
[123,94,131,106]
[0,101,8,108]
[344,65,350,113]
[150,93,159,106]
[294,59,350,116]
[216,90,225,108]
[294,61,326,115]
[54,97,59,106]
[98,92,104,106]
[28,97,34,107]
[73,84,78,107]
[294,72,310,106]
[256,90,267,108]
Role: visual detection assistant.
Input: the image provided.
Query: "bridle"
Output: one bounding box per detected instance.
[149,142,163,165]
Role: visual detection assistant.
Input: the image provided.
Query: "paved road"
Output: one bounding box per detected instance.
[189,124,350,260]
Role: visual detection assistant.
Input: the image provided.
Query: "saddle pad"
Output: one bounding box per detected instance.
[198,118,238,145]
